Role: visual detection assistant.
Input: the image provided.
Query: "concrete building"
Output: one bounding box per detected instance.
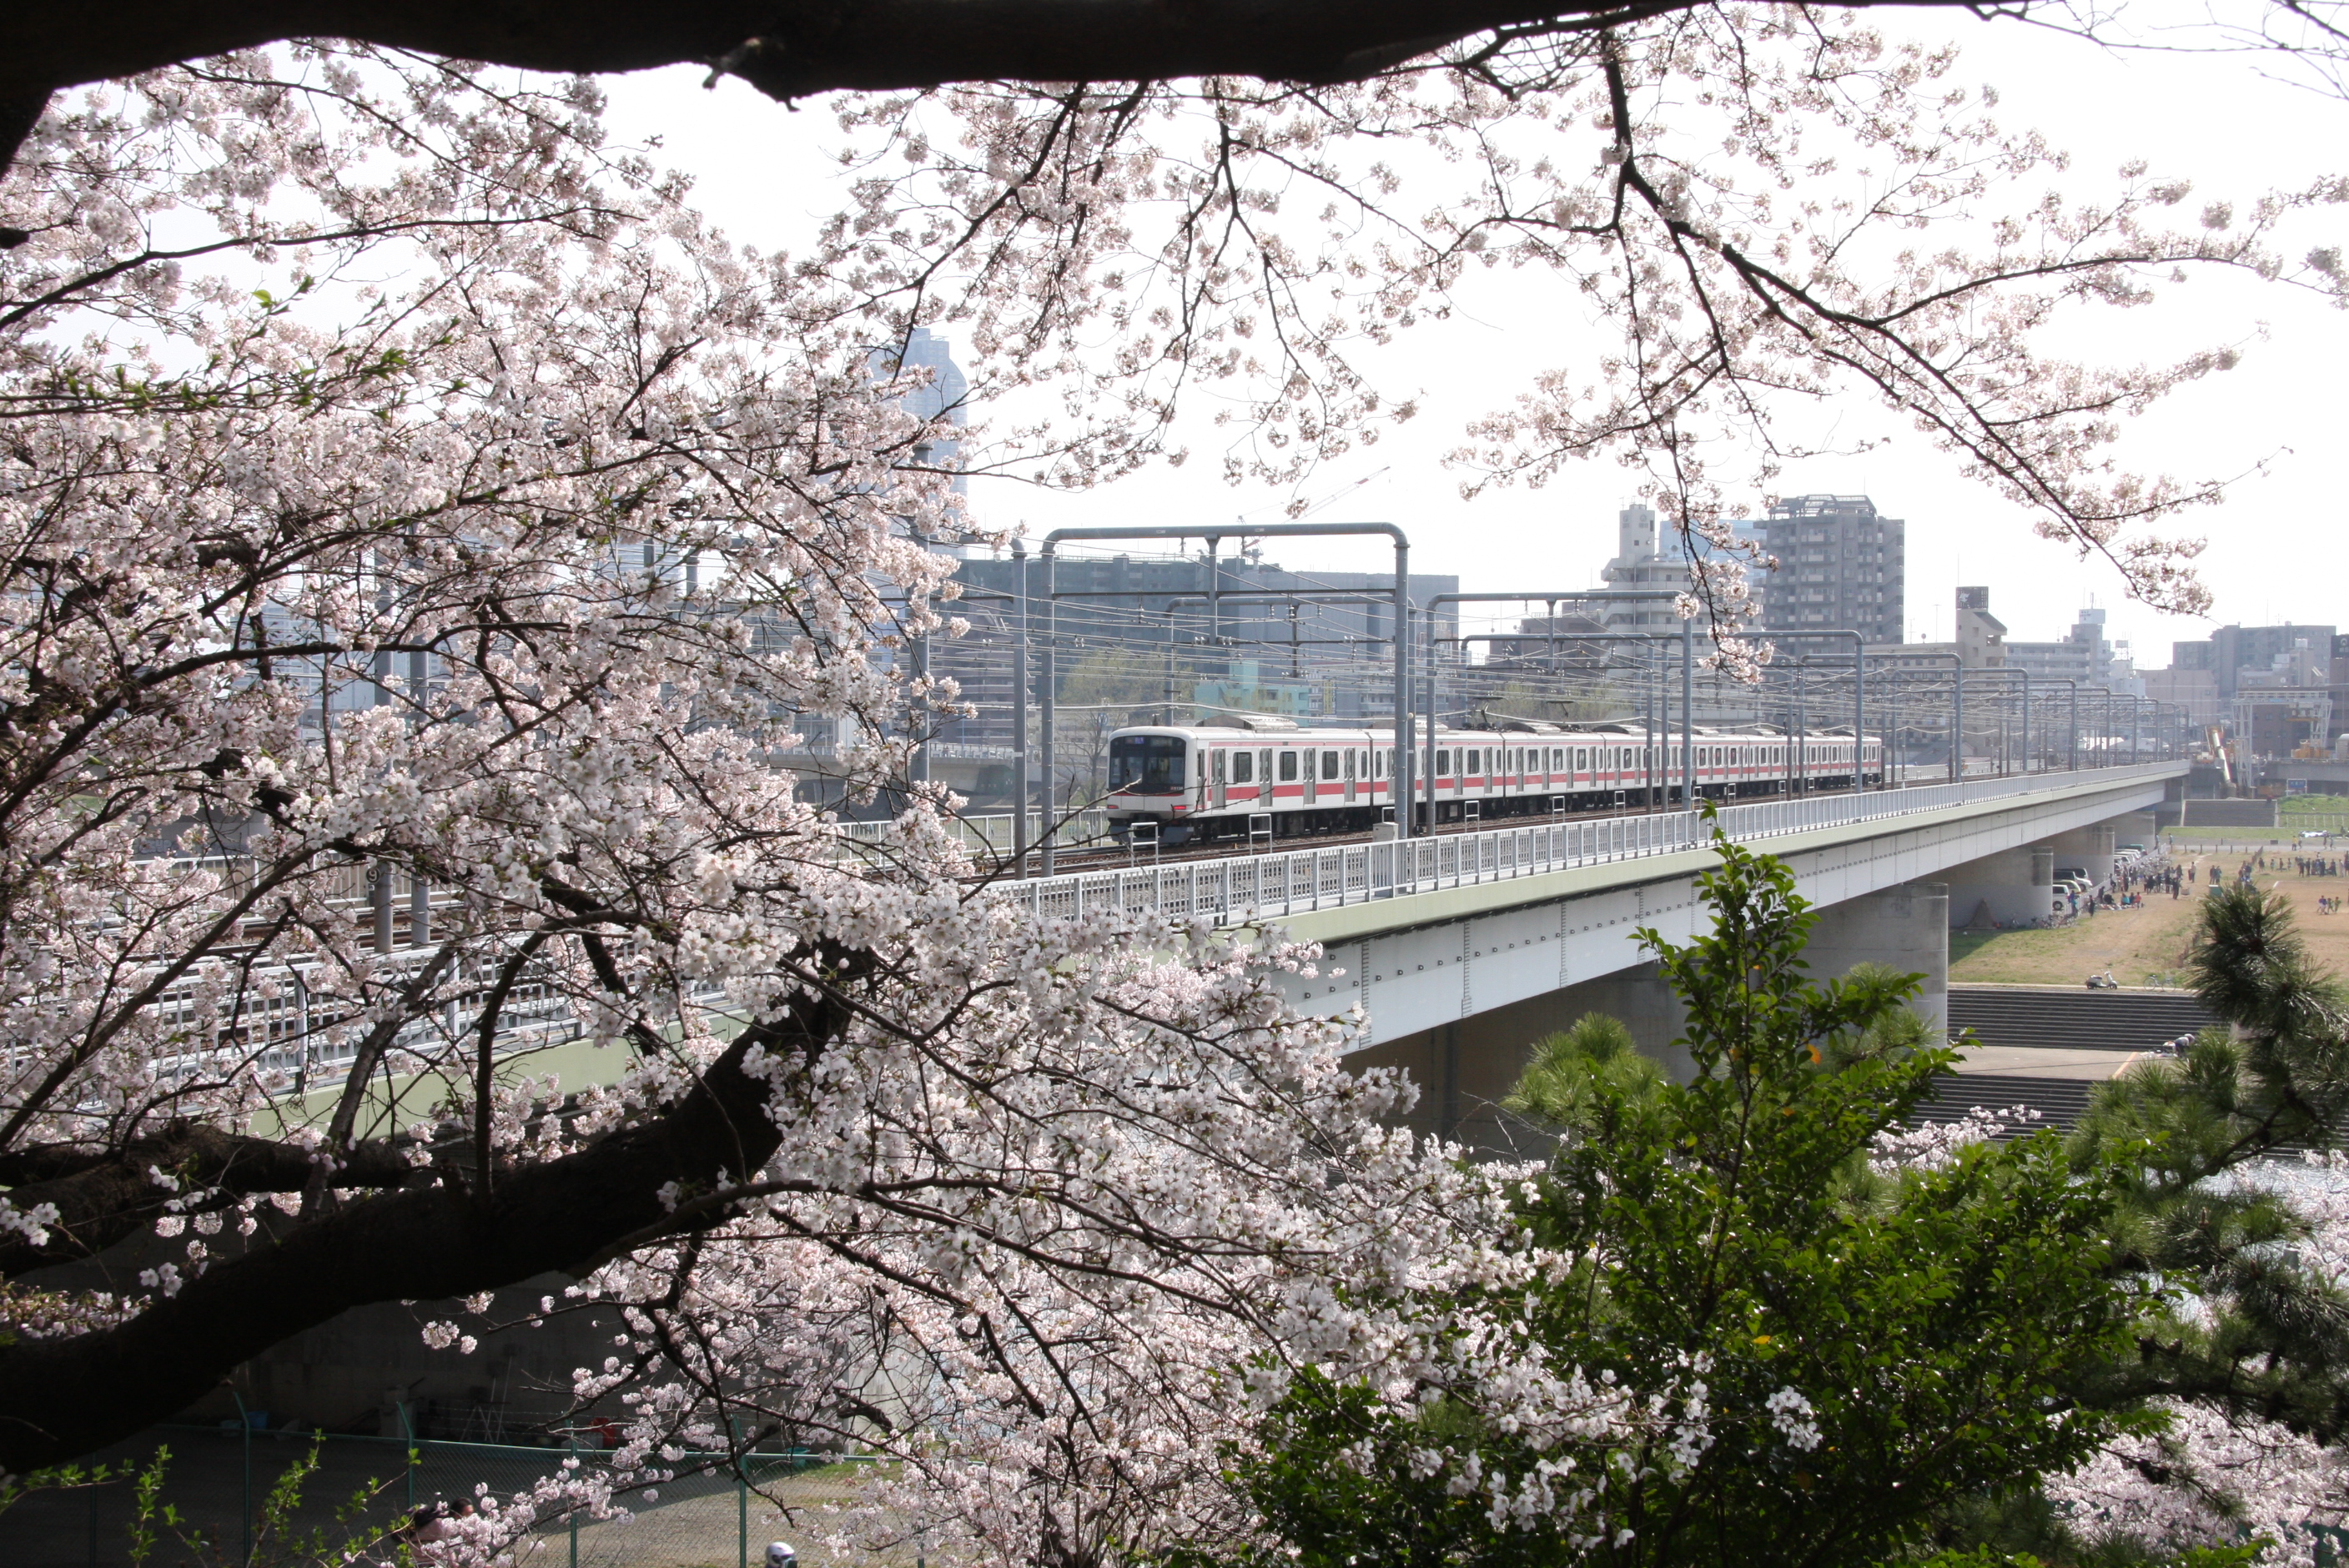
[945,548,1461,739]
[1597,502,1690,632]
[1953,585,2009,669]
[1750,495,1905,647]
[2172,622,2340,705]
[2006,607,2139,693]
[1865,585,2010,672]
[2233,638,2334,757]
[2143,666,2223,731]
[1488,610,1612,673]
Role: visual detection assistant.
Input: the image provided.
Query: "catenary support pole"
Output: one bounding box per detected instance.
[1012,540,1029,870]
[1682,615,1694,803]
[1418,591,1684,824]
[1039,523,1413,871]
[1759,631,1869,791]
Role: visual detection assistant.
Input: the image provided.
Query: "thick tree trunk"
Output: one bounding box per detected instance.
[0,996,827,1473]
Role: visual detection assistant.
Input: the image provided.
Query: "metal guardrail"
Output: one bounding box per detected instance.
[840,809,1109,856]
[112,769,2171,1086]
[998,762,2182,927]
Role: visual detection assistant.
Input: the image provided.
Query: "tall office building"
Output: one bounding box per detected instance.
[868,326,978,554]
[1749,495,1905,648]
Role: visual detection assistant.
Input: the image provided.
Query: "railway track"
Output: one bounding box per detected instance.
[964,775,1924,880]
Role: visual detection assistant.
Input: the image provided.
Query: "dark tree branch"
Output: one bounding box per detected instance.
[0,0,1998,177]
[0,970,851,1472]
[0,1122,415,1276]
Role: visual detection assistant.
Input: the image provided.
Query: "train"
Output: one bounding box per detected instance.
[1103,715,1884,845]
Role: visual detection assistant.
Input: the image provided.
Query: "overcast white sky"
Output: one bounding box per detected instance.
[600,9,2349,668]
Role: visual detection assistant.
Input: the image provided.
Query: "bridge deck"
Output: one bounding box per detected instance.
[1000,763,2183,942]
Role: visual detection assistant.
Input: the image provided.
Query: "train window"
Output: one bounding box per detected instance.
[1231,751,1255,783]
[1260,748,1275,781]
[1279,750,1299,781]
[1108,734,1185,795]
[1321,749,1340,781]
[1437,749,1451,776]
[1212,749,1226,784]
[1373,749,1386,779]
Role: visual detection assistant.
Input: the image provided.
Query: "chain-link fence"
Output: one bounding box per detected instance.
[0,1425,884,1568]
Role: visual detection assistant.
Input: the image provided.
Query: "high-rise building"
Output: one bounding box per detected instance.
[1748,495,1904,647]
[868,326,978,555]
[1596,503,1687,631]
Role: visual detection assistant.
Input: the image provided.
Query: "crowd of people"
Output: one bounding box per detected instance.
[2060,853,2180,921]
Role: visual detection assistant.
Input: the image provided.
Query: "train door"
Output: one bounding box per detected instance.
[1211,747,1228,810]
[1303,747,1318,806]
[1344,746,1359,804]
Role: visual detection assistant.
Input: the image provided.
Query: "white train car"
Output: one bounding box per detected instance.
[1104,716,1882,845]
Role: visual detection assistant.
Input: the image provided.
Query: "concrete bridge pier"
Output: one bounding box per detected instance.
[1351,881,1950,1151]
[2048,823,2119,883]
[1944,845,2056,931]
[1805,882,1949,1032]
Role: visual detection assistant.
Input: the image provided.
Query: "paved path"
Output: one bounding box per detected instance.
[1951,1044,2150,1080]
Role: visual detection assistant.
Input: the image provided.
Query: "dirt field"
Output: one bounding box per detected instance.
[1949,843,2349,986]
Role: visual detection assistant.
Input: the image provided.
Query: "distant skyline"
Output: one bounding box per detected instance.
[599,8,2349,673]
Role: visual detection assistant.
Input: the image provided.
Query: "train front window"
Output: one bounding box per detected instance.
[1109,735,1185,794]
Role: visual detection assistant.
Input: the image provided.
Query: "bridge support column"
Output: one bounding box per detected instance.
[1944,844,2056,931]
[1799,882,1949,1033]
[1349,882,1949,1150]
[2047,823,2119,884]
[1347,972,1688,1153]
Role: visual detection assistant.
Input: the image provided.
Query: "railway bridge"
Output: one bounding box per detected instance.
[1006,761,2185,1147]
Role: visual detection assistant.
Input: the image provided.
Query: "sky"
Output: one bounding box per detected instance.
[597,9,2349,669]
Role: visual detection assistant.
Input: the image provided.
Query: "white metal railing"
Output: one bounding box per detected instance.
[138,942,736,1103]
[997,762,2182,927]
[842,809,1109,857]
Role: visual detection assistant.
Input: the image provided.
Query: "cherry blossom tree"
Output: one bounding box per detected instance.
[3,7,2347,1555]
[0,50,1524,1495]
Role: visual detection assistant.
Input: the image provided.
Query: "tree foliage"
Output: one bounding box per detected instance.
[2,9,2346,1559]
[1225,832,2145,1568]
